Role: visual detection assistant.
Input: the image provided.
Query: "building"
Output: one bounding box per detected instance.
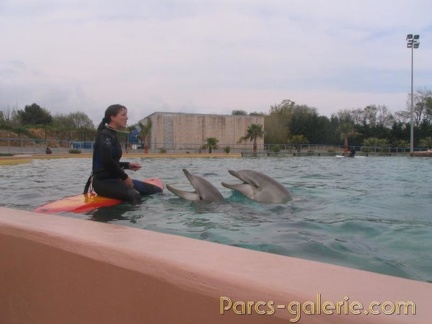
[139,112,264,151]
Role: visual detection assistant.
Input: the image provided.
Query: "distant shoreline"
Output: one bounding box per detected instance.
[0,152,242,166]
[2,150,430,166]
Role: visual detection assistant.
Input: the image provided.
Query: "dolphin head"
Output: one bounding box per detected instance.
[166,169,224,202]
[221,169,292,204]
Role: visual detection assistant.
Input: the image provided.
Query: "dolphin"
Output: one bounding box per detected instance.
[166,169,225,202]
[221,169,292,204]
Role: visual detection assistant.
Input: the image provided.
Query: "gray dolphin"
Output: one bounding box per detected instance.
[166,169,225,202]
[221,169,292,204]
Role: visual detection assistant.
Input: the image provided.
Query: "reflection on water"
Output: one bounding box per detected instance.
[1,156,432,282]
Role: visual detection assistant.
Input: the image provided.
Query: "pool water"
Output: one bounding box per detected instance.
[1,156,431,283]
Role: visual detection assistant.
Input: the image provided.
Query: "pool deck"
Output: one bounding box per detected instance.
[0,207,430,323]
[0,152,242,165]
[2,150,431,166]
[413,151,432,157]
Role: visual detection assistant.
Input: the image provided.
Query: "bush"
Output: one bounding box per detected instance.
[271,145,281,153]
[68,149,81,154]
[223,146,231,154]
[159,148,167,153]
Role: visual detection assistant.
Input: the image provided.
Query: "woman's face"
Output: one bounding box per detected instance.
[110,108,128,129]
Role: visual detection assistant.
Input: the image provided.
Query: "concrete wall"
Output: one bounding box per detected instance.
[0,207,430,323]
[141,112,264,151]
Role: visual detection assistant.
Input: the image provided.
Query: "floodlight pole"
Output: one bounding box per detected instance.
[406,34,420,156]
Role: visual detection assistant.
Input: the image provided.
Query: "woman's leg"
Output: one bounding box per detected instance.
[93,178,141,204]
[133,179,163,195]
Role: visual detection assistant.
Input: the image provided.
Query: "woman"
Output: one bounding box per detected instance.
[89,104,160,203]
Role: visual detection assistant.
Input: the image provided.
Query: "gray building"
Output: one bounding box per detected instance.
[139,112,264,151]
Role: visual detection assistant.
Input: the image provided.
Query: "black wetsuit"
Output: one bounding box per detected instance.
[91,127,159,203]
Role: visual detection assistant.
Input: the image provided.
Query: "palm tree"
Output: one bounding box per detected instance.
[338,122,358,155]
[362,137,389,153]
[237,123,264,156]
[203,137,219,153]
[289,134,309,153]
[139,119,152,154]
[419,137,432,150]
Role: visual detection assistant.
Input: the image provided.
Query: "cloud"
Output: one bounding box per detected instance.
[1,0,432,124]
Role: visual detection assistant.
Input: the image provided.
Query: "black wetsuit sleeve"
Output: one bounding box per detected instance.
[120,162,130,169]
[95,129,129,180]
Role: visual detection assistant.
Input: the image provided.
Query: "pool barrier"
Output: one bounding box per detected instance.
[0,207,430,323]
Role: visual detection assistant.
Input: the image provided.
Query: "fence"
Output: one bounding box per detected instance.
[0,137,424,155]
[0,138,93,154]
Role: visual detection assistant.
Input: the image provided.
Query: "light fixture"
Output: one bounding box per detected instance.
[406,34,420,156]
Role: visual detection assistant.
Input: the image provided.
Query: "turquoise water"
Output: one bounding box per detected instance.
[1,156,431,282]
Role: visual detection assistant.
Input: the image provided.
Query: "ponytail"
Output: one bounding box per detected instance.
[97,117,106,132]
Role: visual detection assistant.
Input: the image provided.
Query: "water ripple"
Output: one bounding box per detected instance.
[1,156,431,282]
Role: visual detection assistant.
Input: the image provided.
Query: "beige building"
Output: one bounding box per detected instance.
[140,112,264,151]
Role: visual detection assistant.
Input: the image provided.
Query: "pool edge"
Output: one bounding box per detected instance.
[0,207,429,323]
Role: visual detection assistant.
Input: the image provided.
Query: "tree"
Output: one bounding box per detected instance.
[419,137,432,149]
[337,109,355,124]
[413,88,432,125]
[52,114,76,129]
[53,112,95,129]
[68,112,95,129]
[351,105,395,128]
[249,111,266,116]
[338,122,359,155]
[289,135,309,153]
[289,105,326,144]
[264,113,288,144]
[139,119,152,154]
[0,105,20,127]
[264,99,295,144]
[362,137,389,153]
[17,103,53,125]
[396,88,432,126]
[231,110,248,115]
[375,105,395,128]
[393,140,409,150]
[238,123,264,156]
[390,121,410,146]
[203,137,219,153]
[426,97,432,118]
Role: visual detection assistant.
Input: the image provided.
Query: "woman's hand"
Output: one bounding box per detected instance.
[128,162,142,171]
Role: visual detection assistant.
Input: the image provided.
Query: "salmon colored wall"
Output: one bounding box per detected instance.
[0,207,430,324]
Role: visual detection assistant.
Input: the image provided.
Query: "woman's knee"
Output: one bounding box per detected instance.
[127,188,142,204]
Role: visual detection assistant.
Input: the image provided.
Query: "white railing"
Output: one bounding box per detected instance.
[0,138,422,155]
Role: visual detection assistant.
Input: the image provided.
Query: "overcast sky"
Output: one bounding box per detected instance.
[1,0,431,125]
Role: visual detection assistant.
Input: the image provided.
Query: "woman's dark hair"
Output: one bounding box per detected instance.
[97,104,127,131]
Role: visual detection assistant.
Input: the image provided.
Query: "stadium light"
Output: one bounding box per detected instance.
[406,34,420,155]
